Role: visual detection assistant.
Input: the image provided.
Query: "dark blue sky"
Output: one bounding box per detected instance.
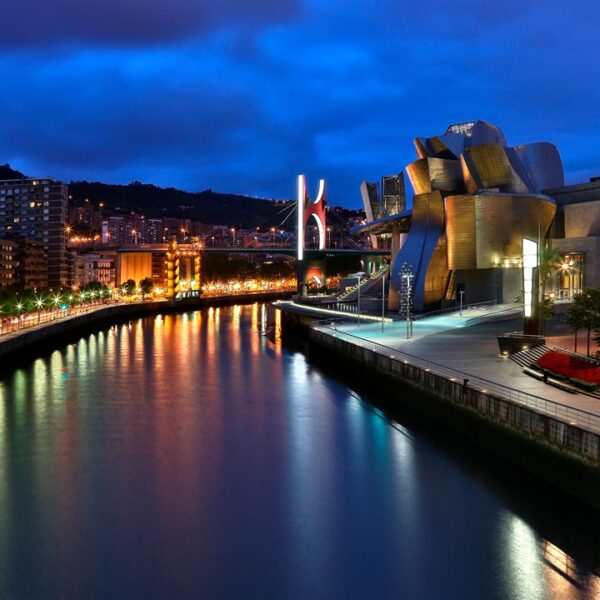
[0,0,598,207]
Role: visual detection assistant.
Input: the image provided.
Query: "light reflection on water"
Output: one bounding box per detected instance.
[0,304,598,599]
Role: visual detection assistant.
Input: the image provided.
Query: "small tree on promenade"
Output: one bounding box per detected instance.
[139,277,154,299]
[566,289,600,356]
[121,279,136,295]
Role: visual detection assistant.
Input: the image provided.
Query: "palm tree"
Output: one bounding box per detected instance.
[538,245,562,333]
[538,245,562,300]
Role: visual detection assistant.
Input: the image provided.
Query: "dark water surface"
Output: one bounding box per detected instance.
[0,304,599,599]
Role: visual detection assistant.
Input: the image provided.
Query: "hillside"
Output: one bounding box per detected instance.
[69,180,293,229]
[0,164,26,180]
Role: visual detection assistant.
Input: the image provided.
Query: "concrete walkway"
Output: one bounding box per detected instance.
[323,306,600,417]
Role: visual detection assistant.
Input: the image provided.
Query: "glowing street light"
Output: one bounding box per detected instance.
[356,272,363,326]
[36,297,44,323]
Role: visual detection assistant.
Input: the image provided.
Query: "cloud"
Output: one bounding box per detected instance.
[1,0,599,206]
[0,0,300,47]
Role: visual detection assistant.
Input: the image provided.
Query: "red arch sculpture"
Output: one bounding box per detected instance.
[297,174,327,260]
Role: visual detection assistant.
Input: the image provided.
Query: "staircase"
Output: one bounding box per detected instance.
[337,265,389,302]
[509,345,550,368]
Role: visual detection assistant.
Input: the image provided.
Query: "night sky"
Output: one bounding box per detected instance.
[1,0,598,207]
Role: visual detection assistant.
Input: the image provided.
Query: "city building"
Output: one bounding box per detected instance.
[0,177,68,288]
[0,239,18,288]
[16,238,48,290]
[73,251,117,288]
[545,178,600,298]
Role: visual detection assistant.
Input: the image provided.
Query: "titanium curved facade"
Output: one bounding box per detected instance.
[360,120,563,311]
[445,194,557,270]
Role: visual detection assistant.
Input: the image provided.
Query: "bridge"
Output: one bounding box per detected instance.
[116,174,391,299]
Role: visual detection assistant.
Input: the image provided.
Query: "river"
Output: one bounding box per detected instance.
[0,304,598,599]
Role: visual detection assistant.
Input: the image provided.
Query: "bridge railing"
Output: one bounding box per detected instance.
[312,321,600,435]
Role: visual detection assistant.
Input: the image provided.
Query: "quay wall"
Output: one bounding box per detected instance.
[0,291,293,366]
[306,325,600,509]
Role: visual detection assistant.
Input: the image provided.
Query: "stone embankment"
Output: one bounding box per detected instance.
[303,321,600,509]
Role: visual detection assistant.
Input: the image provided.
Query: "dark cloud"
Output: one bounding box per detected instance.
[0,0,599,206]
[0,0,300,46]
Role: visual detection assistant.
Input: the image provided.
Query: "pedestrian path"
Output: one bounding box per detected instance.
[328,307,600,418]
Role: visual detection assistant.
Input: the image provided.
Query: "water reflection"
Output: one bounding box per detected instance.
[0,304,597,598]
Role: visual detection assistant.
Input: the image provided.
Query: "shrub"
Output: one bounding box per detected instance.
[538,350,600,385]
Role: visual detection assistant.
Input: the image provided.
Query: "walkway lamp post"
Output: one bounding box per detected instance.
[16,302,22,330]
[459,290,465,316]
[36,298,43,323]
[400,263,414,340]
[403,274,413,339]
[381,274,386,333]
[356,273,362,326]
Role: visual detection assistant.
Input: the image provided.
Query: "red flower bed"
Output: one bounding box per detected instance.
[537,350,600,385]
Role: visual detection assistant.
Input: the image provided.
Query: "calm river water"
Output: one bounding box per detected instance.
[0,304,599,599]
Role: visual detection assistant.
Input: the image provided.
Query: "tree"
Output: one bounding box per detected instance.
[139,277,154,298]
[565,289,600,356]
[538,245,562,333]
[121,279,136,295]
[538,245,563,298]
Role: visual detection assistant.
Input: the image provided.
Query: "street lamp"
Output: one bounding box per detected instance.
[459,289,465,316]
[401,266,414,339]
[16,302,23,329]
[36,298,43,323]
[381,273,386,333]
[356,272,363,326]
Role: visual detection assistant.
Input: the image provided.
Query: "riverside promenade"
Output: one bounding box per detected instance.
[319,306,600,418]
[0,290,294,364]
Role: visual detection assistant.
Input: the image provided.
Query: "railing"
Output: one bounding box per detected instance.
[0,300,122,337]
[552,346,600,366]
[412,298,519,321]
[337,265,389,301]
[313,322,600,435]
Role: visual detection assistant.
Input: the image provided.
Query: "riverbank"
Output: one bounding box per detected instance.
[276,302,600,510]
[0,290,294,368]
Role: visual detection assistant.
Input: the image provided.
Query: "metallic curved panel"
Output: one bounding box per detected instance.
[390,191,446,310]
[414,138,429,159]
[445,193,557,270]
[406,158,431,194]
[514,142,564,193]
[428,158,465,193]
[469,120,507,147]
[407,158,465,195]
[461,144,528,193]
[360,180,381,221]
[429,136,459,159]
